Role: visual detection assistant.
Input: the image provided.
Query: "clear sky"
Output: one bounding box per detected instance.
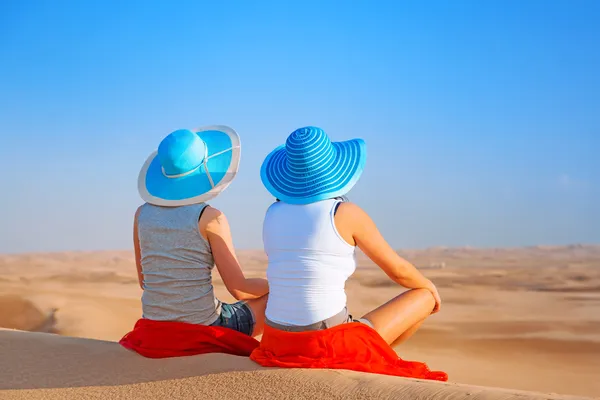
[1,0,598,253]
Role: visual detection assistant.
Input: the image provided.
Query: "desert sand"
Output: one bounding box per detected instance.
[1,245,599,399]
[0,329,593,400]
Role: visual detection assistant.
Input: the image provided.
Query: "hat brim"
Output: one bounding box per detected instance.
[138,125,241,206]
[260,138,366,205]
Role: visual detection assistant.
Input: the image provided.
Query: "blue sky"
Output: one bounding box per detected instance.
[0,0,598,253]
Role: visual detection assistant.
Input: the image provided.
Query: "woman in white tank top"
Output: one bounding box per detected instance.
[260,126,442,346]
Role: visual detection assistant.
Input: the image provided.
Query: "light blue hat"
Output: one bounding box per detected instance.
[138,125,241,206]
[260,126,366,205]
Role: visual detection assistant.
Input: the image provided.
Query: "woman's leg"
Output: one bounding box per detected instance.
[245,294,268,337]
[360,288,435,346]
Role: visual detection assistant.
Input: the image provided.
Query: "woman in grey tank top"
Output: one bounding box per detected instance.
[133,126,269,337]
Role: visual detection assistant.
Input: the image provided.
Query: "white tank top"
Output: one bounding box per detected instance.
[263,199,356,326]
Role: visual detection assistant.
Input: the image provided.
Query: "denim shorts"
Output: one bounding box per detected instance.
[210,301,255,336]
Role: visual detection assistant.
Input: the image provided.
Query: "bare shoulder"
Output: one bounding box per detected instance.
[336,202,369,221]
[336,202,378,240]
[334,202,369,246]
[199,206,229,237]
[201,205,224,221]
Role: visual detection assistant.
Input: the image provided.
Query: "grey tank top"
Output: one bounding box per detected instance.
[137,202,221,325]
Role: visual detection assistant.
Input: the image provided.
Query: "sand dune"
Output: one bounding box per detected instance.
[0,330,594,400]
[1,246,599,397]
[0,295,58,333]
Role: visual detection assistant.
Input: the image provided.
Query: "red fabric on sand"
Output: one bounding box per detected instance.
[119,318,259,358]
[250,322,448,381]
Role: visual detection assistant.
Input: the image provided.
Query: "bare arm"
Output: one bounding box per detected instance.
[133,207,144,290]
[200,207,269,301]
[336,202,440,312]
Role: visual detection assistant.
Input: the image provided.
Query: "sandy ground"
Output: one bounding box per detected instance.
[0,330,593,400]
[0,245,599,398]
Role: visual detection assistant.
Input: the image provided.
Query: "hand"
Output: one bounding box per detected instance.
[425,280,441,314]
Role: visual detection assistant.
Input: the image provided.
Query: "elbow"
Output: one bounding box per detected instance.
[229,289,244,300]
[226,285,252,301]
[387,269,407,283]
[229,290,253,301]
[388,263,413,281]
[224,277,257,301]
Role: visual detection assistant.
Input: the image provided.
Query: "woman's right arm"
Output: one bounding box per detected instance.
[336,202,441,312]
[200,206,269,301]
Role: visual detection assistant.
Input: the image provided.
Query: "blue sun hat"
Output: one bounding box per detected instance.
[138,125,241,206]
[260,126,366,205]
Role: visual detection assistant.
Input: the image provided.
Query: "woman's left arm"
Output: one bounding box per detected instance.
[133,207,144,290]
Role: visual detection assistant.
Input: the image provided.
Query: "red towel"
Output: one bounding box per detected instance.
[250,322,448,381]
[119,318,260,358]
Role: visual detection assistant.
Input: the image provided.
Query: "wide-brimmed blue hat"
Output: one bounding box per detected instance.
[138,125,241,206]
[260,126,366,205]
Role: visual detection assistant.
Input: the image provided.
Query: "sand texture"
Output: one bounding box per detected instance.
[1,245,599,398]
[0,329,595,400]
